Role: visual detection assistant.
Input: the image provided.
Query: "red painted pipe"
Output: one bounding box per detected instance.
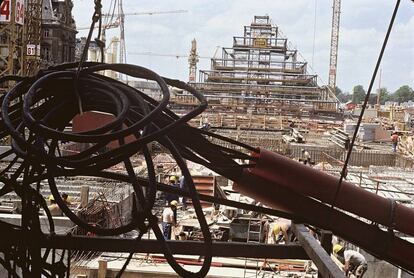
[246,149,414,237]
[233,149,414,271]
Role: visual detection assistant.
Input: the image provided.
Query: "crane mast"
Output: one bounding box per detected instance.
[328,0,341,90]
[23,0,42,76]
[188,38,199,82]
[0,0,42,91]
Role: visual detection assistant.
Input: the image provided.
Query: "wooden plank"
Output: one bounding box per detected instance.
[80,185,89,208]
[292,224,345,278]
[98,260,107,278]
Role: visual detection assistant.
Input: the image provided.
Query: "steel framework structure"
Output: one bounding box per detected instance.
[22,0,42,76]
[167,16,340,136]
[0,0,24,78]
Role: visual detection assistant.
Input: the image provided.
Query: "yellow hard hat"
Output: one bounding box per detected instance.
[48,195,55,201]
[170,200,178,207]
[169,176,177,182]
[333,244,343,254]
[272,224,281,235]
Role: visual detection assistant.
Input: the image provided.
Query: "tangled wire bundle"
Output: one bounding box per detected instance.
[0,62,256,277]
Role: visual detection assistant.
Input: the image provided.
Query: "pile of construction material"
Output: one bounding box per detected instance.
[282,128,304,143]
[398,136,414,157]
[358,123,380,141]
[343,122,357,135]
[344,122,390,142]
[329,128,350,149]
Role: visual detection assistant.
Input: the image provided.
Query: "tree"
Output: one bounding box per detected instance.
[391,85,414,103]
[369,87,389,105]
[352,85,366,104]
[378,87,390,104]
[337,92,352,103]
[368,94,377,105]
[334,86,342,96]
[332,86,351,103]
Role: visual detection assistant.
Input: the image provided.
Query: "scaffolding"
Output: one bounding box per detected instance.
[0,0,24,78]
[22,0,42,76]
[171,15,340,133]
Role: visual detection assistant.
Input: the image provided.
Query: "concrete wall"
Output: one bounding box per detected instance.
[0,213,74,235]
[288,143,397,167]
[361,250,413,278]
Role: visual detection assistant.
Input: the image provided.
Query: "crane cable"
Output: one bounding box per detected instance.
[329,0,401,225]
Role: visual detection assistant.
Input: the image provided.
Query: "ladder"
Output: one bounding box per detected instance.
[243,217,262,278]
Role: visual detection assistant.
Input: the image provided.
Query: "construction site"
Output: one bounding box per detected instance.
[0,0,413,277]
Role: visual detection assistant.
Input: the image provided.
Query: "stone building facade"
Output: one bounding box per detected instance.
[41,0,77,67]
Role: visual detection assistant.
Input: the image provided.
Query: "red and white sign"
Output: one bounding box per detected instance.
[0,0,25,25]
[15,0,24,25]
[26,44,41,56]
[0,0,11,22]
[27,44,36,56]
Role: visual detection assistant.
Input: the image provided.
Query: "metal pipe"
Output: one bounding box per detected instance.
[244,149,414,237]
[233,149,414,272]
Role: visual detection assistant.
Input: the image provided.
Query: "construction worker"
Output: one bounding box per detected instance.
[391,132,399,152]
[272,220,292,244]
[166,176,179,205]
[301,149,311,165]
[178,231,187,240]
[62,193,71,206]
[162,200,178,240]
[200,122,211,131]
[46,195,63,216]
[333,244,368,277]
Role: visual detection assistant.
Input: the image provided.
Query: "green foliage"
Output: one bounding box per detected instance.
[369,87,389,105]
[347,85,414,105]
[334,86,342,96]
[338,92,352,103]
[378,88,390,104]
[333,86,351,103]
[352,85,366,104]
[390,85,414,103]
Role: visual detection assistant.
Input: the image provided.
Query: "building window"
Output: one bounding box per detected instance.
[42,46,50,61]
[44,29,50,37]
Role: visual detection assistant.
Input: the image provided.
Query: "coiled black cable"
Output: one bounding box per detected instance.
[0,61,216,277]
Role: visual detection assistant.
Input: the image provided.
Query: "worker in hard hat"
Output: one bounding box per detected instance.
[333,244,368,277]
[166,175,179,205]
[62,193,71,206]
[272,220,292,244]
[301,149,311,165]
[46,195,63,216]
[162,200,178,240]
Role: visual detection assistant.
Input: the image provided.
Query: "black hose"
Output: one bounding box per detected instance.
[0,61,232,277]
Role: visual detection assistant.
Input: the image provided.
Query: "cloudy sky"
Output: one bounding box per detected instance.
[73,0,414,94]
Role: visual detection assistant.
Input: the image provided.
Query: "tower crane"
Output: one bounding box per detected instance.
[0,0,42,79]
[188,38,199,82]
[77,8,188,78]
[129,45,221,82]
[128,52,211,59]
[328,0,341,90]
[101,10,188,17]
[77,10,189,32]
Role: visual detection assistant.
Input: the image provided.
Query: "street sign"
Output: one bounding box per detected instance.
[0,0,10,22]
[0,0,24,25]
[15,0,24,25]
[27,44,36,56]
